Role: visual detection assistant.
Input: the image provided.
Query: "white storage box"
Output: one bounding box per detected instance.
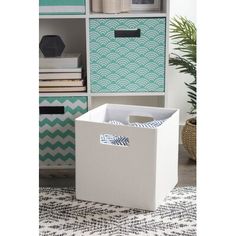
[75,104,179,211]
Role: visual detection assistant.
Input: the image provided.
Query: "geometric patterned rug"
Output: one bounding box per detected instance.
[39,187,196,236]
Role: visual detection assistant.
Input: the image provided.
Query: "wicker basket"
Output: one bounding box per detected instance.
[182,118,196,160]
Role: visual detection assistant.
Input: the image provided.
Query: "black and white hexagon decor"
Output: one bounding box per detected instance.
[39,35,65,57]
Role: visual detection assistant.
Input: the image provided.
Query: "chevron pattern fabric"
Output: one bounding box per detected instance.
[89,18,166,93]
[100,119,166,146]
[39,96,87,168]
[100,133,130,146]
[129,119,166,128]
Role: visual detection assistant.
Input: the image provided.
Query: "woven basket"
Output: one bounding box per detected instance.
[182,118,196,160]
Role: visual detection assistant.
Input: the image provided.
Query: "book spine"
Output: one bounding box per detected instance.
[39,73,82,80]
[39,68,82,73]
[39,56,81,69]
[39,86,86,92]
[39,80,84,87]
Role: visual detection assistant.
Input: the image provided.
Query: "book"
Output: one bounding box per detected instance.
[39,53,82,69]
[39,86,86,92]
[39,68,82,73]
[39,73,82,80]
[39,0,85,15]
[39,79,85,87]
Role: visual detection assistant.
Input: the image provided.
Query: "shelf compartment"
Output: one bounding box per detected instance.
[39,95,88,168]
[89,17,166,93]
[39,18,87,72]
[91,95,165,109]
[89,0,167,17]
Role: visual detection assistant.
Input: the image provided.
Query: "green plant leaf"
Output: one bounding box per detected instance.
[169,16,197,115]
[169,54,196,78]
[185,83,197,92]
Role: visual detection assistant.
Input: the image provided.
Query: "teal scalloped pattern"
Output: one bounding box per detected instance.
[39,96,88,167]
[89,18,166,93]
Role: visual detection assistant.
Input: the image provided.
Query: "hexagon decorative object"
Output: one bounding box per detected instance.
[39,35,65,57]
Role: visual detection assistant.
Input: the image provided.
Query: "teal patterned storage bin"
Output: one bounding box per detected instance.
[39,0,86,15]
[89,18,166,93]
[39,96,88,168]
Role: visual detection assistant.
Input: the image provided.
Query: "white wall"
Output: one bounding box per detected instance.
[167,0,196,125]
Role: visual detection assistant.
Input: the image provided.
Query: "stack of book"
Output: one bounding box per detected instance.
[39,53,86,92]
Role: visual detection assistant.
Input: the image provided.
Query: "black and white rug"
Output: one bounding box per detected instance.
[39,187,196,236]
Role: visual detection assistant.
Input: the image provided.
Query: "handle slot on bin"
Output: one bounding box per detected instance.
[128,114,154,124]
[100,134,129,147]
[39,106,65,115]
[114,29,141,38]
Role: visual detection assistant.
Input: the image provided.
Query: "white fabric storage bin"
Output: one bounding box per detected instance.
[75,104,179,211]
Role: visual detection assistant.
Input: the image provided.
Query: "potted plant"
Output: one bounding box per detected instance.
[169,16,196,160]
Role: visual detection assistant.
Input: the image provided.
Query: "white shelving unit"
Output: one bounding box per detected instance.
[39,14,87,19]
[39,0,170,169]
[89,11,167,18]
[39,0,170,110]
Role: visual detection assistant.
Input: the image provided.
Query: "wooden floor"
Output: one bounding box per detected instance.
[177,145,196,187]
[39,145,196,187]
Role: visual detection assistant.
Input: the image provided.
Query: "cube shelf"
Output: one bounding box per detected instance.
[39,0,170,169]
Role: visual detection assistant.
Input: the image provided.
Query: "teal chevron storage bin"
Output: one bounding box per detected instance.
[39,96,88,168]
[39,0,86,15]
[89,18,166,93]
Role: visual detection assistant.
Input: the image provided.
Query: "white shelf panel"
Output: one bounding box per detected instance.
[39,14,87,19]
[39,92,88,97]
[89,11,167,18]
[91,92,165,97]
